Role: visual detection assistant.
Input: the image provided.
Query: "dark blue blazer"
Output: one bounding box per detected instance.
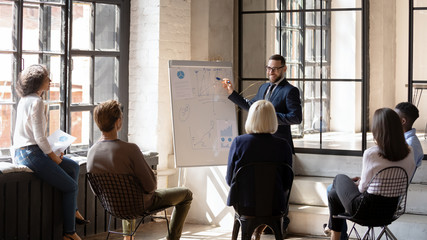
[228,80,302,153]
[225,133,293,208]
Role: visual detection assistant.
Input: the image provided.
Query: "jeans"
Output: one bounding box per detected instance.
[15,145,79,234]
[327,183,348,240]
[123,187,193,240]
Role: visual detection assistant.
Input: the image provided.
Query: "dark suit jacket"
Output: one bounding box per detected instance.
[225,133,293,210]
[228,80,302,153]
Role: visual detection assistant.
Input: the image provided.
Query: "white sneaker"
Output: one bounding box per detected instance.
[323,223,331,237]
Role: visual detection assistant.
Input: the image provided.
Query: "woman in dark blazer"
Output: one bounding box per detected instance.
[225,100,293,238]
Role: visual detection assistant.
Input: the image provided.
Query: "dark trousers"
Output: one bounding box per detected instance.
[327,174,361,232]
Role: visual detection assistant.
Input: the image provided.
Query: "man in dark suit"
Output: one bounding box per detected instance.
[223,54,302,236]
[223,54,302,153]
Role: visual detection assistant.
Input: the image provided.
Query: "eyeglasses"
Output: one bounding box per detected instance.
[265,65,284,72]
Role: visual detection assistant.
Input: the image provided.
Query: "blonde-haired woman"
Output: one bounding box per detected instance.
[225,100,293,239]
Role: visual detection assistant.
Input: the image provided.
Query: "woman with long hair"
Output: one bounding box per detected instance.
[327,108,415,240]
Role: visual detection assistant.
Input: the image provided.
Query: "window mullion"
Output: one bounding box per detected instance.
[89,2,95,147]
[62,0,70,133]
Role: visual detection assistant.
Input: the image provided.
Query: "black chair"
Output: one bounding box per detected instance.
[230,162,294,240]
[334,166,409,240]
[86,172,172,240]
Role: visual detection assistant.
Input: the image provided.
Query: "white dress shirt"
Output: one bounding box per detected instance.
[13,94,52,154]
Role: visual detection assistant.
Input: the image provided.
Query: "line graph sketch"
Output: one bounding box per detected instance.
[194,69,211,97]
[190,120,215,149]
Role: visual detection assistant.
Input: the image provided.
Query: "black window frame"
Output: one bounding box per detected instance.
[409,0,427,160]
[0,0,129,161]
[238,0,369,157]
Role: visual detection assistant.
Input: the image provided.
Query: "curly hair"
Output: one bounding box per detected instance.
[16,64,48,97]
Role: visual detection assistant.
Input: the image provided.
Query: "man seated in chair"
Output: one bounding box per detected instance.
[87,100,193,240]
[395,102,424,180]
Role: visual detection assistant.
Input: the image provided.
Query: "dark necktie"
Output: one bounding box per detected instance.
[264,84,276,100]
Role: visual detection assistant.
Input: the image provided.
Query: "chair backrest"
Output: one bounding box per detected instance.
[231,162,294,217]
[86,172,146,220]
[354,166,409,225]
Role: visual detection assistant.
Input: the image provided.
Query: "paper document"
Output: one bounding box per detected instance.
[47,130,77,155]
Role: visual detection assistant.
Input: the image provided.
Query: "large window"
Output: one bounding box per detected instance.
[239,0,367,154]
[0,0,129,160]
[409,0,427,158]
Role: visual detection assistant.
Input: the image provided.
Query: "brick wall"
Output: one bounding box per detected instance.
[128,0,191,171]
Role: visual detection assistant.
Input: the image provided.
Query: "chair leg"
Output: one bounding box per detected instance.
[347,222,361,240]
[150,209,170,236]
[106,214,113,240]
[385,227,398,240]
[273,227,284,240]
[376,226,397,240]
[271,219,284,240]
[130,219,144,238]
[376,227,386,240]
[105,214,145,240]
[362,227,375,240]
[163,209,171,237]
[239,219,257,240]
[231,218,240,240]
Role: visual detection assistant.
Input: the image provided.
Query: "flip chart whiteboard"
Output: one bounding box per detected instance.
[169,60,238,167]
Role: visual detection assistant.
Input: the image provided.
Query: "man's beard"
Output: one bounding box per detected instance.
[269,73,283,83]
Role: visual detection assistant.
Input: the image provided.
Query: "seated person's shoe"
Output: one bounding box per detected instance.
[323,223,331,237]
[252,225,266,240]
[63,233,81,240]
[262,226,287,238]
[75,217,90,225]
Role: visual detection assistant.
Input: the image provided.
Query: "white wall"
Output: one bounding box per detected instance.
[128,0,236,226]
[128,0,160,152]
[186,0,236,225]
[369,0,397,118]
[158,0,192,171]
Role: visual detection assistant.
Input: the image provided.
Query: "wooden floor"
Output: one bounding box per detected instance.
[84,220,329,240]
